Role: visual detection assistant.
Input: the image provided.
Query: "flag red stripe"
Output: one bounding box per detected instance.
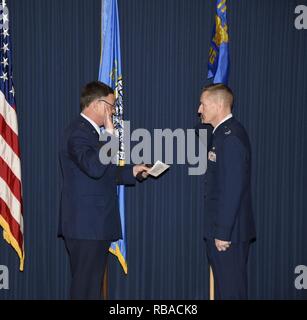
[0,157,22,204]
[0,197,23,247]
[0,113,20,156]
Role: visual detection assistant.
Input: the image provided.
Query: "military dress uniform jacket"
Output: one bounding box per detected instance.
[204,117,256,243]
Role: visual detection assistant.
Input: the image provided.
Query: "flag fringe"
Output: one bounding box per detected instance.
[109,243,127,274]
[0,215,24,271]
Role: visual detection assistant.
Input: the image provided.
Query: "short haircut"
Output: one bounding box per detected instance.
[80,81,114,112]
[201,83,234,109]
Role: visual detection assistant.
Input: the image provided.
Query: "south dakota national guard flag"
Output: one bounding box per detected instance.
[99,0,127,274]
[208,0,230,84]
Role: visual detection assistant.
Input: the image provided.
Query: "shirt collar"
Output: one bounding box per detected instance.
[212,113,233,134]
[80,113,101,136]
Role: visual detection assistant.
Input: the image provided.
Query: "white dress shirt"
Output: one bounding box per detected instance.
[212,113,233,134]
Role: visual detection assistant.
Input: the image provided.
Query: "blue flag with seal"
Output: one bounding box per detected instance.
[208,0,230,84]
[99,0,127,274]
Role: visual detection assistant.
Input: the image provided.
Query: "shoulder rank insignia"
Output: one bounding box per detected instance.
[224,127,232,135]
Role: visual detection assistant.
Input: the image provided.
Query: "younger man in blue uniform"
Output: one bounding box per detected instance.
[198,84,256,300]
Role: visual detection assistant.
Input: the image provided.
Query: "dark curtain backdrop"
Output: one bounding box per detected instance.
[0,0,306,300]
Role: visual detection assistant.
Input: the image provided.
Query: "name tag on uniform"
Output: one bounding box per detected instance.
[208,151,216,162]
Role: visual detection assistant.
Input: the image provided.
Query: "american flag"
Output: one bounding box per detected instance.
[0,0,24,271]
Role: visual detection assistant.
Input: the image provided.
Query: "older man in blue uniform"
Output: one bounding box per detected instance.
[59,81,149,300]
[198,84,256,300]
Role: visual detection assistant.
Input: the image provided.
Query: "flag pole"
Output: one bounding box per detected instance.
[102,265,109,300]
[209,266,214,300]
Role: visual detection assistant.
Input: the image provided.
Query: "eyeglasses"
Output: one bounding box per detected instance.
[98,99,116,108]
